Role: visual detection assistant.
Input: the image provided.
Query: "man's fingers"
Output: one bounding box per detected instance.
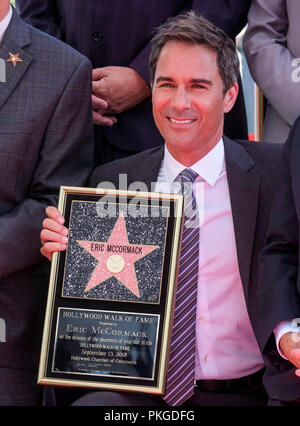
[91,94,108,110]
[291,348,300,358]
[42,217,69,236]
[40,246,52,261]
[92,67,108,81]
[40,229,68,246]
[41,207,68,261]
[45,206,65,224]
[295,369,300,377]
[93,110,117,126]
[41,242,67,261]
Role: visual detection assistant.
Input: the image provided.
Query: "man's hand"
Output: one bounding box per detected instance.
[92,94,118,126]
[40,206,69,261]
[279,332,300,376]
[92,66,151,117]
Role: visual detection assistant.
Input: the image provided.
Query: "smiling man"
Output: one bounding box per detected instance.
[151,42,237,166]
[41,12,283,406]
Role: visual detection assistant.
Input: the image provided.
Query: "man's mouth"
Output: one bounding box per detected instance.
[168,117,196,124]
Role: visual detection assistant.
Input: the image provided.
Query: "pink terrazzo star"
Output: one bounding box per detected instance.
[77,212,159,298]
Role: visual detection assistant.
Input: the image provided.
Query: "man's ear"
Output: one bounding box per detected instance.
[223,82,239,113]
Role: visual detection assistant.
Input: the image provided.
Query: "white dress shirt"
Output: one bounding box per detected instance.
[274,320,300,359]
[155,139,264,380]
[0,5,12,43]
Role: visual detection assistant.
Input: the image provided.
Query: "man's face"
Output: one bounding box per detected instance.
[152,41,238,165]
[0,0,10,17]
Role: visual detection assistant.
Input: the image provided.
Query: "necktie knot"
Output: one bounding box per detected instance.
[175,168,199,228]
[176,168,199,185]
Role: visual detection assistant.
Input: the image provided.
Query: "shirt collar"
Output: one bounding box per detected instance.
[0,5,12,44]
[163,138,225,186]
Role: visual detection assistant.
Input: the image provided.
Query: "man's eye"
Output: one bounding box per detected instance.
[160,83,173,88]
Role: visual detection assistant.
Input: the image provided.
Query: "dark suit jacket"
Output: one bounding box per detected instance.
[16,0,251,155]
[258,116,300,403]
[0,10,93,371]
[89,137,283,375]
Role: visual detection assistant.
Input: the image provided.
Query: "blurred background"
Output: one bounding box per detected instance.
[9,0,262,141]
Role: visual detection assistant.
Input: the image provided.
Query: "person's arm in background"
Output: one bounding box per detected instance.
[15,0,115,128]
[258,117,300,376]
[17,0,251,126]
[91,0,251,125]
[243,0,300,128]
[15,0,145,125]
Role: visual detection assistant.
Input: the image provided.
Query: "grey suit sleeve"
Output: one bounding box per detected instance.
[16,0,62,39]
[243,0,300,127]
[0,57,93,277]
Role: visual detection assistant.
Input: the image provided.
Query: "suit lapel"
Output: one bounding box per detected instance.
[0,9,32,111]
[224,137,260,296]
[126,146,164,191]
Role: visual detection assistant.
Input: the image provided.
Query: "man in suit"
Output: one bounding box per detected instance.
[16,0,251,164]
[257,118,300,405]
[243,0,300,143]
[40,12,282,406]
[0,3,93,405]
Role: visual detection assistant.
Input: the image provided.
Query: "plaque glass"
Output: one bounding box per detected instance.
[38,187,184,394]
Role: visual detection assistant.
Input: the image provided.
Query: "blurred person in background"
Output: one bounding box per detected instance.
[243,0,300,143]
[17,0,251,164]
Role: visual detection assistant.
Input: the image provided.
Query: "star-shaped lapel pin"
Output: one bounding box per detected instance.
[6,52,22,67]
[77,212,159,298]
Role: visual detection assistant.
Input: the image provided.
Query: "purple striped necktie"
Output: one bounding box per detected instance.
[164,168,199,406]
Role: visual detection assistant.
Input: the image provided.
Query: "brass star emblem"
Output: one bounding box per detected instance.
[6,52,22,67]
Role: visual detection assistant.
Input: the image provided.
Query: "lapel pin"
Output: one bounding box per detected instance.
[6,52,22,67]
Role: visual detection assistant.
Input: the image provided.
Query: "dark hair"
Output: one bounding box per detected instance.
[149,11,239,93]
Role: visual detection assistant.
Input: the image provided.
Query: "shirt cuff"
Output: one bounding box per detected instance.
[274,319,300,359]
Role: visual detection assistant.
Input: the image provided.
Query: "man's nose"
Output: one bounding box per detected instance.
[170,86,191,111]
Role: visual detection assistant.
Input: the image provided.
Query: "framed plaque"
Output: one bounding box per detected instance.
[38,186,184,395]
